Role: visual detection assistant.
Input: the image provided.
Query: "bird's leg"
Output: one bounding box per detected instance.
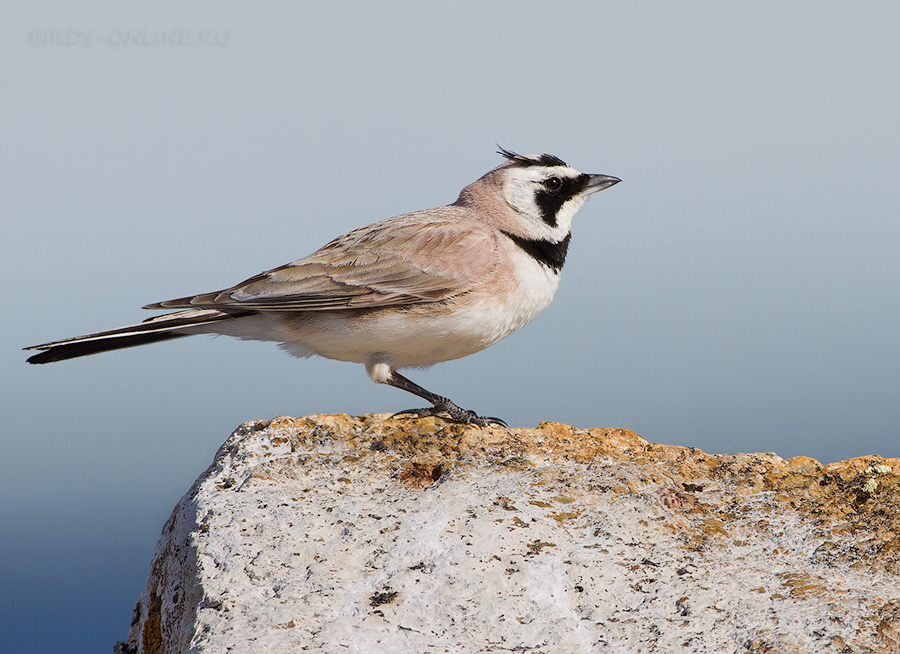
[386,371,507,427]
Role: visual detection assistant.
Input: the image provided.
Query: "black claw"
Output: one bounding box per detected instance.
[390,408,433,420]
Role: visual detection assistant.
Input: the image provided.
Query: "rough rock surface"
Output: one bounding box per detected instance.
[116,415,900,654]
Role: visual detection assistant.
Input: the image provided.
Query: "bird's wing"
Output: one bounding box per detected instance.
[146,212,499,312]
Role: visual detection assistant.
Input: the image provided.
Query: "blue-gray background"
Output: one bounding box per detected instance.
[3,2,899,652]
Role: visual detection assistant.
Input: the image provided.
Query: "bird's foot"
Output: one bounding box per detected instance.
[391,402,507,428]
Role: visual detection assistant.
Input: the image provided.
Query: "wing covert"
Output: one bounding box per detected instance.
[146,214,498,312]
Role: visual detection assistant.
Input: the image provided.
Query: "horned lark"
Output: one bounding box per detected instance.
[26,149,620,426]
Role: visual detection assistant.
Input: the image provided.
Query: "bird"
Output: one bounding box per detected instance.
[25,148,620,427]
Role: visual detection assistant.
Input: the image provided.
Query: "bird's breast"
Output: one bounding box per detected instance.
[504,245,562,323]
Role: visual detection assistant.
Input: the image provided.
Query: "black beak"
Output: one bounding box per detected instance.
[581,174,621,196]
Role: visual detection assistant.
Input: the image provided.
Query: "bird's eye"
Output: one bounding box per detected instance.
[544,177,562,191]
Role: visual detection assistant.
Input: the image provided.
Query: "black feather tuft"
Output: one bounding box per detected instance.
[496,146,567,168]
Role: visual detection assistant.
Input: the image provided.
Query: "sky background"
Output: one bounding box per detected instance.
[3,2,899,652]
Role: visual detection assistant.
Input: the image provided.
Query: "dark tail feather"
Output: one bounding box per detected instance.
[25,308,256,364]
[26,332,188,364]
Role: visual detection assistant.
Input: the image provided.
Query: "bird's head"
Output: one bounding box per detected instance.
[455,148,620,243]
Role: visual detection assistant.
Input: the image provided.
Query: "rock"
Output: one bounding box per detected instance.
[116,415,900,653]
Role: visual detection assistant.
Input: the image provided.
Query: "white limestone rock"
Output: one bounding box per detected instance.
[116,415,900,653]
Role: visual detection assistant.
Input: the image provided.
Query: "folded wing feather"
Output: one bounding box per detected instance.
[145,215,499,312]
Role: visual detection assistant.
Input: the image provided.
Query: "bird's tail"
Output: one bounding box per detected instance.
[25,308,253,364]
